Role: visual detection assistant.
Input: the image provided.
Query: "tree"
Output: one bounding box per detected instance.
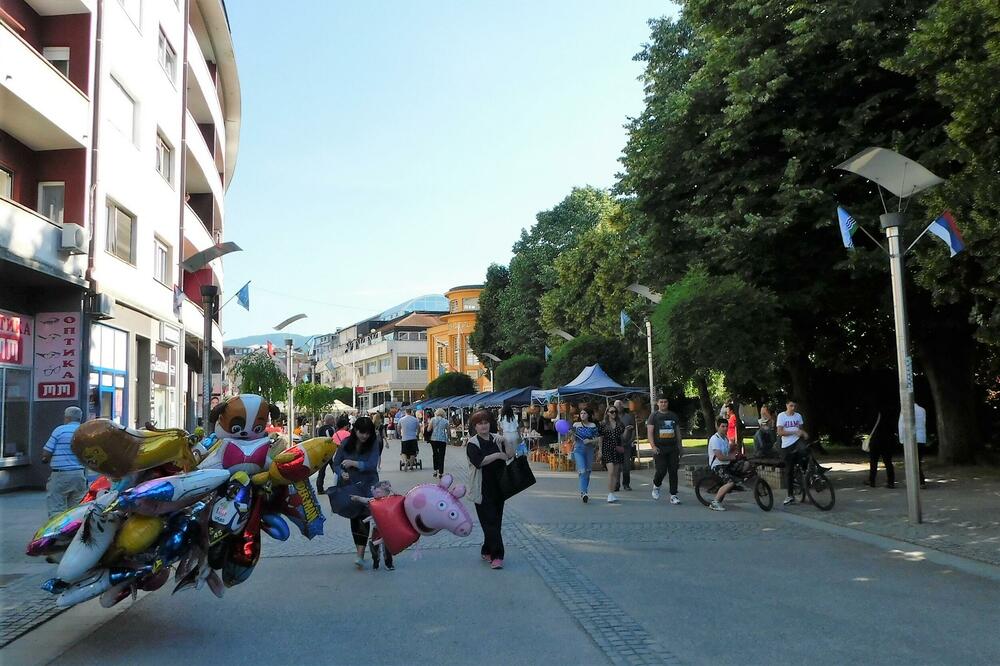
[328,387,354,407]
[231,351,291,405]
[468,264,510,362]
[493,354,545,391]
[425,372,476,398]
[293,383,342,417]
[541,335,631,388]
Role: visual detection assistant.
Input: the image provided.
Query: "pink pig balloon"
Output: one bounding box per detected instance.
[403,474,473,537]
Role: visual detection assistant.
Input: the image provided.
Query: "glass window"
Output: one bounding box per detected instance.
[416,331,427,340]
[449,300,459,313]
[42,47,70,77]
[463,297,480,311]
[106,202,136,264]
[397,331,410,341]
[157,30,176,81]
[108,77,136,143]
[155,133,173,183]
[154,238,170,284]
[38,182,65,224]
[380,357,392,372]
[1,368,31,458]
[397,356,408,371]
[366,361,377,374]
[0,167,11,198]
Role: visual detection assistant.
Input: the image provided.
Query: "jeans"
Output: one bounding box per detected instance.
[431,441,447,474]
[781,443,805,497]
[573,444,594,494]
[652,446,679,495]
[47,469,87,517]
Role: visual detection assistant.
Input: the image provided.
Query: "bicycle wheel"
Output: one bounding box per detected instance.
[753,478,773,511]
[694,474,719,507]
[806,471,836,510]
[788,467,806,503]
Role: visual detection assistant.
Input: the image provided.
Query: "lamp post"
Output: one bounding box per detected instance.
[482,352,503,391]
[285,338,294,435]
[200,285,219,427]
[627,283,662,405]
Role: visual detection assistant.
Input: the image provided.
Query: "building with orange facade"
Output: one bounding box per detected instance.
[425,285,490,392]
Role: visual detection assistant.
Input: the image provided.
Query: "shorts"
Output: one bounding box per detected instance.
[401,440,418,456]
[712,464,736,485]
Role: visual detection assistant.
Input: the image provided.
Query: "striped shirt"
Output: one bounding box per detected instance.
[43,422,84,471]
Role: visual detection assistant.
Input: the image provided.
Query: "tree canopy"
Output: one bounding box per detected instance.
[425,372,476,399]
[493,354,545,391]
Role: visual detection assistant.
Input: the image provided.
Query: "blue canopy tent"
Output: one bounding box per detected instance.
[557,364,646,398]
[480,386,539,408]
[448,391,494,409]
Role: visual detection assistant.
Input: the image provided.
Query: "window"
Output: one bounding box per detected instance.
[37,182,65,224]
[416,331,427,341]
[157,30,176,81]
[155,133,173,183]
[0,167,11,199]
[449,299,459,313]
[119,0,141,29]
[106,202,136,264]
[463,297,480,311]
[88,324,128,425]
[1,367,31,458]
[108,78,136,143]
[153,238,171,284]
[396,331,410,341]
[42,47,70,77]
[396,355,428,371]
[366,361,377,375]
[380,357,392,372]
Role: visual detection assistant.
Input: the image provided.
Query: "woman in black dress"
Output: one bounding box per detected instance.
[600,406,626,504]
[466,409,515,570]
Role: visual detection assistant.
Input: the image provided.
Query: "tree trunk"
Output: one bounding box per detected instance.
[787,356,813,435]
[694,372,714,436]
[913,319,981,464]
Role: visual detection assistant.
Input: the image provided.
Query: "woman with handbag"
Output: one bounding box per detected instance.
[317,417,394,570]
[572,408,602,504]
[599,406,627,504]
[466,409,515,570]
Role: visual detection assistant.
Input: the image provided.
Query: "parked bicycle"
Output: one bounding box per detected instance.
[787,440,836,511]
[695,457,773,511]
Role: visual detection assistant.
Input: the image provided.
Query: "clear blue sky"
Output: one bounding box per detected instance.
[221,1,677,341]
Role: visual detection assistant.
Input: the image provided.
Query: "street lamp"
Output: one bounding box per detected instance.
[482,352,503,391]
[548,328,575,342]
[627,283,661,405]
[273,314,309,438]
[834,146,944,524]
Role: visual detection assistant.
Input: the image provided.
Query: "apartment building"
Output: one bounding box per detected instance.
[0,0,240,489]
[426,285,490,392]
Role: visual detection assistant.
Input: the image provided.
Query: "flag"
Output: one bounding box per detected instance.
[236,281,250,310]
[266,341,275,357]
[926,211,965,257]
[620,311,631,336]
[837,206,859,249]
[544,345,552,361]
[173,285,183,317]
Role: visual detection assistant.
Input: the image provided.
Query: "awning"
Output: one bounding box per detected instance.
[557,364,647,397]
[480,387,539,408]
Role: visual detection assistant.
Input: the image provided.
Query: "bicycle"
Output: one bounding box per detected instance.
[694,458,773,511]
[786,441,835,511]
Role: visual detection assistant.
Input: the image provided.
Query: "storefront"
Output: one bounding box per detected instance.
[87,323,129,426]
[0,308,33,462]
[152,341,178,428]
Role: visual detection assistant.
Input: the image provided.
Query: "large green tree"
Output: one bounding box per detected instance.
[493,354,545,391]
[425,372,476,399]
[541,334,631,388]
[468,263,510,362]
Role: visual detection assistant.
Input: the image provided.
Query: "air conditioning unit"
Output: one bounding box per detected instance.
[85,293,115,320]
[60,224,89,255]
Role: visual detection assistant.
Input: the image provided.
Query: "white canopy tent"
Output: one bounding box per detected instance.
[331,399,357,414]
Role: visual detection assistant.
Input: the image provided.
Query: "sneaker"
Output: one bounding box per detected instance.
[582,493,589,503]
[669,495,681,505]
[709,500,726,511]
[490,559,504,570]
[607,493,618,503]
[652,487,662,501]
[385,561,395,571]
[354,557,365,569]
[482,554,492,562]
[623,485,633,491]
[783,496,796,505]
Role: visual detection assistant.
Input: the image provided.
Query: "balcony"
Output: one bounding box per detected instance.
[186,27,225,147]
[184,203,213,253]
[184,111,224,204]
[0,20,89,150]
[0,197,87,284]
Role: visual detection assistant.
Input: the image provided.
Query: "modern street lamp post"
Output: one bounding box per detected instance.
[627,283,662,405]
[200,285,220,427]
[285,338,294,436]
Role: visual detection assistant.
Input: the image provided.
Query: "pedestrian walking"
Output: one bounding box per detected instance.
[600,406,626,503]
[572,408,601,503]
[316,414,336,438]
[429,408,450,478]
[41,406,87,517]
[866,409,895,488]
[615,399,636,491]
[776,399,809,505]
[317,417,394,570]
[646,396,683,504]
[898,402,928,488]
[422,408,434,460]
[499,406,521,452]
[466,409,515,569]
[397,408,420,471]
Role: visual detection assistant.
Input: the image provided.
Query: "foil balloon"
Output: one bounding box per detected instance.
[261,513,289,541]
[554,419,571,436]
[195,394,280,476]
[113,469,230,515]
[56,492,122,584]
[151,506,204,570]
[251,436,338,486]
[71,420,196,477]
[80,476,111,504]
[104,514,164,561]
[368,475,472,556]
[55,566,150,608]
[207,472,252,545]
[26,502,91,556]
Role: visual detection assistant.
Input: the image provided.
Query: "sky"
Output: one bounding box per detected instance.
[221,1,677,341]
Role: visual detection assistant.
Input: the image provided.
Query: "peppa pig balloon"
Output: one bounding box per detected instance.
[367,474,473,556]
[555,419,571,436]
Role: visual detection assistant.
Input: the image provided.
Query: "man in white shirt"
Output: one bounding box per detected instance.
[776,399,809,505]
[397,408,421,471]
[707,417,736,511]
[899,402,928,489]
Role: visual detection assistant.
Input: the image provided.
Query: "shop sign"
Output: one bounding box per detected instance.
[34,312,80,400]
[152,343,176,386]
[0,309,33,367]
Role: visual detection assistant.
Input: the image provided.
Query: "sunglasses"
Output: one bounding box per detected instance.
[608,410,617,414]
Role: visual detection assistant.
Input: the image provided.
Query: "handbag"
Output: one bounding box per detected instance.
[499,454,536,500]
[325,467,374,519]
[862,412,881,453]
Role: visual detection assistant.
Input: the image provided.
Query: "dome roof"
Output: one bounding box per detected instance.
[375,294,449,321]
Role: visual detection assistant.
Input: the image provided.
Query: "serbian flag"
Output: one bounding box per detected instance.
[837,207,859,249]
[926,211,965,257]
[266,341,276,357]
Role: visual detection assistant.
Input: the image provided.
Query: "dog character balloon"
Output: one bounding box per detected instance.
[195,395,279,476]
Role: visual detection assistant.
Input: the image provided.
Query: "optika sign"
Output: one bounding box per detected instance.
[0,310,33,367]
[34,312,81,401]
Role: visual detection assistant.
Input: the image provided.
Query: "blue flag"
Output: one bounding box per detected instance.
[236,281,250,310]
[620,311,631,336]
[544,345,552,361]
[837,207,859,249]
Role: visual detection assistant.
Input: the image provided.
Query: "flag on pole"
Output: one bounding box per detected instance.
[544,345,552,361]
[925,211,965,257]
[620,311,631,336]
[266,341,275,357]
[236,281,251,310]
[837,206,859,249]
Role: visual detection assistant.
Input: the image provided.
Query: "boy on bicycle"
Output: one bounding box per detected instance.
[707,417,737,511]
[776,399,809,505]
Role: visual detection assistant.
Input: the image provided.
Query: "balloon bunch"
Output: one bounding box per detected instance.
[26,394,337,609]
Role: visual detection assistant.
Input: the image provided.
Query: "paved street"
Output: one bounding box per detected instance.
[3,441,1000,665]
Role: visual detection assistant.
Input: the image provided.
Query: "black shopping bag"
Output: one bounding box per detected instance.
[499,455,536,501]
[325,480,370,519]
